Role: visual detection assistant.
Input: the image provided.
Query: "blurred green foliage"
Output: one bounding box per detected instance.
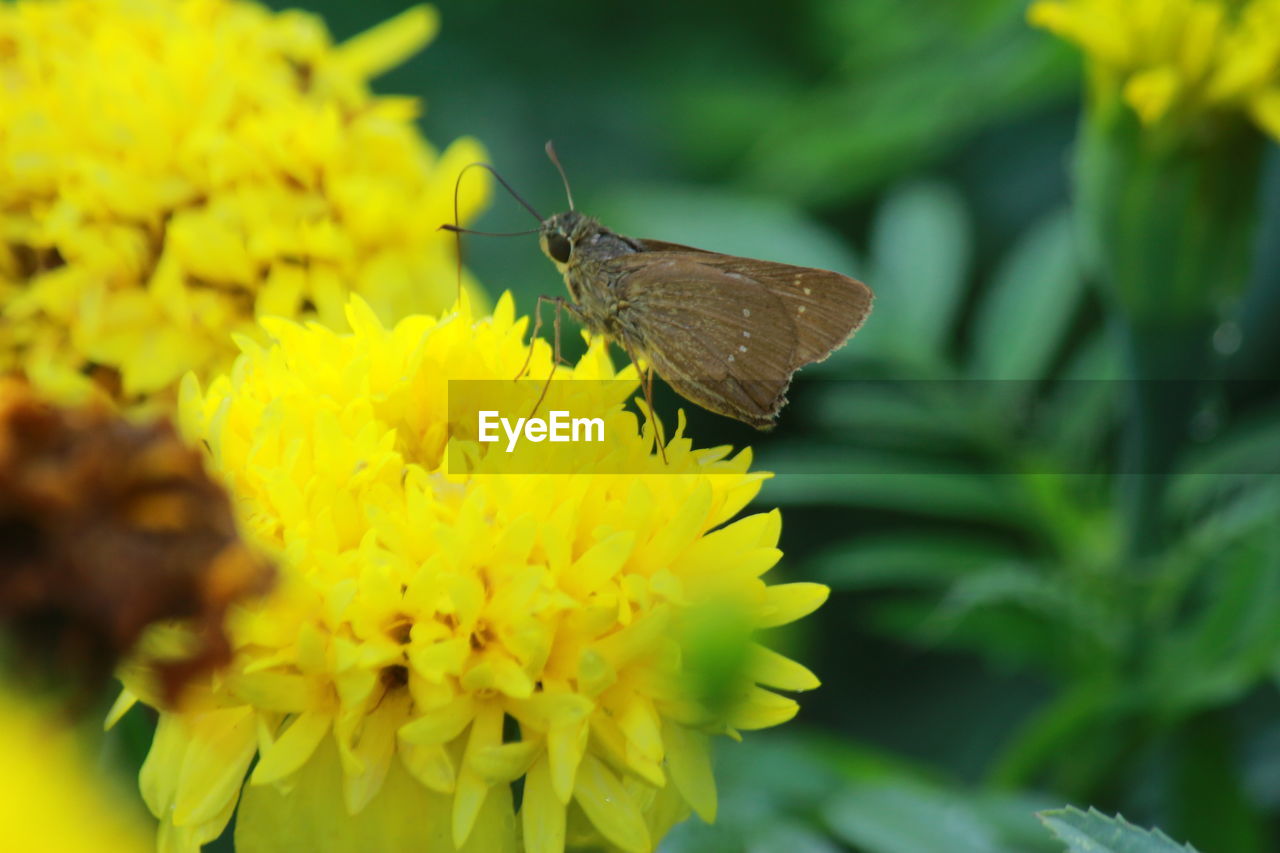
[1038,807,1202,853]
[100,0,1280,850]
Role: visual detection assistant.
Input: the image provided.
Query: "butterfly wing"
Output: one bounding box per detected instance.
[631,242,873,368]
[608,252,821,428]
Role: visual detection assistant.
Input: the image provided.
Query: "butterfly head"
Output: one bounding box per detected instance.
[538,211,594,272]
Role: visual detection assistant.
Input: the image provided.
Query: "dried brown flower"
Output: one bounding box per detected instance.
[0,377,272,704]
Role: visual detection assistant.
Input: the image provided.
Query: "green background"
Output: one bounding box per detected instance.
[109,0,1280,849]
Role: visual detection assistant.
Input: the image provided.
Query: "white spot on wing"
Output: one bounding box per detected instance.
[742,308,751,318]
[738,345,747,352]
[727,354,735,363]
[742,331,750,338]
[798,306,806,314]
[803,287,812,295]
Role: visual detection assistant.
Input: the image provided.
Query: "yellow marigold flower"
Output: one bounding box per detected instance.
[0,688,151,851]
[1029,0,1280,136]
[0,375,273,702]
[0,0,487,407]
[113,295,827,852]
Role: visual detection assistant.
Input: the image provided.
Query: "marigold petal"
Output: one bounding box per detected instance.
[618,694,664,764]
[1124,66,1181,123]
[638,481,713,572]
[409,636,471,682]
[523,754,567,853]
[399,694,477,746]
[171,707,258,825]
[399,742,457,793]
[726,686,799,731]
[1028,1,1133,67]
[506,691,595,732]
[230,671,328,713]
[470,740,541,784]
[755,582,830,627]
[236,737,455,853]
[548,719,589,803]
[1251,88,1280,140]
[673,510,781,576]
[251,711,332,786]
[748,644,822,692]
[342,692,405,814]
[331,5,439,82]
[662,720,717,822]
[452,703,503,848]
[587,711,657,786]
[713,465,767,525]
[159,793,238,853]
[573,753,651,853]
[563,531,635,598]
[457,781,518,853]
[139,713,187,819]
[105,688,139,730]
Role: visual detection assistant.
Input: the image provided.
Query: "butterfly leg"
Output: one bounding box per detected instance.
[527,296,579,421]
[514,298,546,381]
[645,364,668,465]
[619,341,668,464]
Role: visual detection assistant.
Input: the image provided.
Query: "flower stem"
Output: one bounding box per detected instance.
[1116,316,1213,557]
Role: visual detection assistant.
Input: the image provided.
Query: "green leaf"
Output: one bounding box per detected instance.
[856,181,972,364]
[989,681,1127,791]
[969,210,1083,381]
[795,731,947,788]
[938,566,1119,645]
[808,534,1021,590]
[732,4,1075,203]
[970,795,1073,851]
[825,782,1026,853]
[1180,477,1280,554]
[1170,404,1280,516]
[1032,332,1121,466]
[1038,807,1200,853]
[740,821,843,853]
[806,381,989,451]
[1146,540,1280,712]
[807,734,1059,853]
[757,448,1027,524]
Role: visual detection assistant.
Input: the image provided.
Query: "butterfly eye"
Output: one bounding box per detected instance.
[545,232,572,263]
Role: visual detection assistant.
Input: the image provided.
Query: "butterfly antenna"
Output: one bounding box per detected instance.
[450,162,545,302]
[457,162,543,223]
[439,225,540,237]
[545,141,575,211]
[451,165,465,302]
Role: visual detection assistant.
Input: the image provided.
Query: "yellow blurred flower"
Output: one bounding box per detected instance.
[113,293,827,852]
[0,688,152,852]
[1029,0,1280,136]
[0,0,488,407]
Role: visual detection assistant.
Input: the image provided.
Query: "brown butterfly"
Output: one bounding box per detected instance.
[446,144,872,453]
